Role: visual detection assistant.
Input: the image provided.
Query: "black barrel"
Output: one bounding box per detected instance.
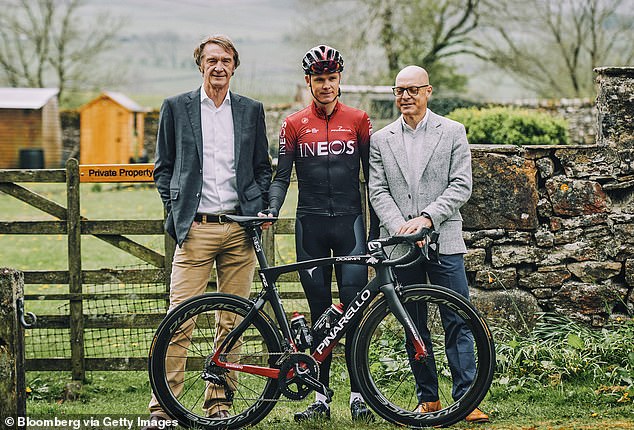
[19,149,45,169]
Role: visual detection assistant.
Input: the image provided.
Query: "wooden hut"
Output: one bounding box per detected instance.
[79,92,149,164]
[0,87,62,169]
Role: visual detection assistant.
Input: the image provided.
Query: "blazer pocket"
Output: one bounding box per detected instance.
[244,183,262,201]
[170,189,179,200]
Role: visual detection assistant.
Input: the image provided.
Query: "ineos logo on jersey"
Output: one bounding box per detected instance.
[298,140,356,157]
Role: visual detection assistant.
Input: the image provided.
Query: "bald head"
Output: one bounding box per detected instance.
[395,66,429,86]
[393,65,432,128]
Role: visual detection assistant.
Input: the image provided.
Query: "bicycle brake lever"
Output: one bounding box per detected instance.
[428,231,440,263]
[418,230,440,263]
[421,239,430,261]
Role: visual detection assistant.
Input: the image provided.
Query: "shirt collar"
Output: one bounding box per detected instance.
[401,108,430,133]
[311,100,340,119]
[200,87,231,107]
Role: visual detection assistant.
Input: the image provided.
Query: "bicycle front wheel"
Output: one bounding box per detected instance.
[350,284,495,428]
[149,293,283,429]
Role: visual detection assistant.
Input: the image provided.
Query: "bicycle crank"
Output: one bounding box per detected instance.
[277,353,331,401]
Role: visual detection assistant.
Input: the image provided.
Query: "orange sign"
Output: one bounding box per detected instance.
[79,164,154,183]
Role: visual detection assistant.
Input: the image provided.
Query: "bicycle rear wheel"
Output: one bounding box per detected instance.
[350,284,495,428]
[149,293,282,429]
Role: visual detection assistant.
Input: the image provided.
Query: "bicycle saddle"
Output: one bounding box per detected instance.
[226,214,278,227]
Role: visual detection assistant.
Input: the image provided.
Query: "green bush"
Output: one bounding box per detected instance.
[447,106,569,145]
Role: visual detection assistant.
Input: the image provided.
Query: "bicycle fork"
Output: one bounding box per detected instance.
[381,283,428,361]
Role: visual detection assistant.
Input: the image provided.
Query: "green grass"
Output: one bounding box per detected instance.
[24,369,634,429]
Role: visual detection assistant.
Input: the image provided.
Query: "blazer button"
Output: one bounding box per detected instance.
[407,215,412,220]
[199,169,202,174]
[408,194,411,199]
[196,193,200,197]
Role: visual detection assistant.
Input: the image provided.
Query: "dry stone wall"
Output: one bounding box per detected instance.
[465,68,633,328]
[464,144,632,327]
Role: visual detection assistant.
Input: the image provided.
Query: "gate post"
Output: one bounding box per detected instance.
[66,158,85,382]
[0,268,26,427]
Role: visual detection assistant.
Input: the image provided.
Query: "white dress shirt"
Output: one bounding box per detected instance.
[401,108,430,192]
[198,88,239,214]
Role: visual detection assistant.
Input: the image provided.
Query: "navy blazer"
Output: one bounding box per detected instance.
[154,88,272,245]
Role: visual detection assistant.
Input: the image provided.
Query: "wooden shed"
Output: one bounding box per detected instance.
[0,87,62,169]
[79,92,149,164]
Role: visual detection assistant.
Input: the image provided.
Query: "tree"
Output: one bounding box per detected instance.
[0,0,126,102]
[293,0,482,91]
[475,0,634,98]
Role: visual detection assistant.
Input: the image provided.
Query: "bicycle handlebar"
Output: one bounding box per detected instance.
[230,214,439,268]
[368,228,440,267]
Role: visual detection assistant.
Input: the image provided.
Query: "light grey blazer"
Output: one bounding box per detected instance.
[369,110,472,255]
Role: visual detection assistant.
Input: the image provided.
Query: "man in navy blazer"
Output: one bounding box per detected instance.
[148,34,272,426]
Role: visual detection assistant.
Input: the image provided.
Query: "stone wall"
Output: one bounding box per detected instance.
[465,68,634,327]
[464,144,632,327]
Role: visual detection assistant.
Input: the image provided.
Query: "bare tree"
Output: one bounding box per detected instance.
[0,0,126,102]
[293,0,482,90]
[476,0,634,97]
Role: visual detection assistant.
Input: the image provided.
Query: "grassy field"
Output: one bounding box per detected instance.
[2,184,633,429]
[22,368,634,430]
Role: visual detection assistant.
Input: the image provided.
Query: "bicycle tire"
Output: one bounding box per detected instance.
[149,293,283,429]
[350,284,495,428]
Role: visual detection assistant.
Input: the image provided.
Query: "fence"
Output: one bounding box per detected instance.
[0,159,315,382]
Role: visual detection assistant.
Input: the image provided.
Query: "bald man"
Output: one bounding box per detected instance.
[368,65,489,423]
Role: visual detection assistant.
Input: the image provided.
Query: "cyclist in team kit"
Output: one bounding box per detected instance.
[267,45,379,422]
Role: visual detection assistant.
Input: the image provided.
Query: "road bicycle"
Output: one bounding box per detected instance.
[148,215,495,429]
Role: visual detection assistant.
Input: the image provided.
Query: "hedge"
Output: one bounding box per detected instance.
[447,107,569,145]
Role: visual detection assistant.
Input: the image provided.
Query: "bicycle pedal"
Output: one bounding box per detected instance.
[325,387,334,403]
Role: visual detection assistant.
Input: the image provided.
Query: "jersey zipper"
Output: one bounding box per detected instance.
[326,113,333,216]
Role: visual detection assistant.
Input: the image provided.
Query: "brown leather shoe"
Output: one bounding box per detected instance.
[415,400,442,413]
[465,407,490,423]
[208,409,231,419]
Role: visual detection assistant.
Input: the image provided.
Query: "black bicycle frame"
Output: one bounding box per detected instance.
[209,225,429,380]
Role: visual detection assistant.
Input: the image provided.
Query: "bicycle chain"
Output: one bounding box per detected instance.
[201,351,323,402]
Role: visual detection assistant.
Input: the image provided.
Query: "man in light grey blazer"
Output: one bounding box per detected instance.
[148,35,272,428]
[369,66,489,423]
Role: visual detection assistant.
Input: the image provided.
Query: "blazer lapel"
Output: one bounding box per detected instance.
[418,111,443,178]
[186,88,203,166]
[230,92,243,166]
[386,119,410,186]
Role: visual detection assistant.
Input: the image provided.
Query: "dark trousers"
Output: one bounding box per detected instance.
[395,253,476,402]
[295,214,368,392]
